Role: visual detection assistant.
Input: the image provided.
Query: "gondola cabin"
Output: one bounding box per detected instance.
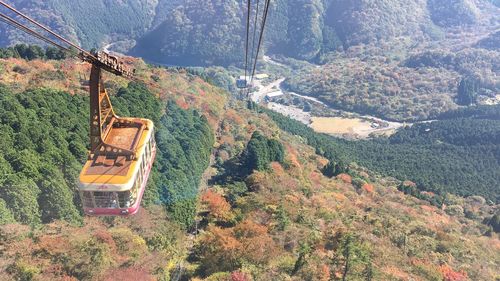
[236,78,248,89]
[79,117,156,216]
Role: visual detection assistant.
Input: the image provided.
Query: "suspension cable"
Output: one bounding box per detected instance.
[0,0,94,58]
[250,0,271,85]
[0,13,72,53]
[247,0,260,97]
[244,0,252,84]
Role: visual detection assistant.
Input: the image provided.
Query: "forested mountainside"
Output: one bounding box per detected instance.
[264,105,500,204]
[3,0,496,65]
[1,56,499,280]
[0,0,182,49]
[132,0,500,120]
[132,0,500,64]
[0,56,225,227]
[284,47,499,121]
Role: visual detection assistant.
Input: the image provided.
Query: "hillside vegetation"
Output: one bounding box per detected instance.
[265,105,500,203]
[0,56,499,280]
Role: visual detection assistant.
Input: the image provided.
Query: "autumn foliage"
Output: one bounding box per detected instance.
[202,189,233,222]
[195,219,277,276]
[440,265,468,281]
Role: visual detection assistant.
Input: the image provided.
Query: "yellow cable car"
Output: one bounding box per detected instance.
[79,118,156,216]
[78,52,156,216]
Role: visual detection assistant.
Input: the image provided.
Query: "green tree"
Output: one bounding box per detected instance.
[245,131,271,171]
[244,131,285,172]
[0,176,41,225]
[37,165,81,224]
[457,77,478,106]
[484,213,500,233]
[0,198,15,225]
[322,159,348,177]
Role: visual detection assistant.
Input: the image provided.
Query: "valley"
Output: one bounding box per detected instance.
[248,74,405,139]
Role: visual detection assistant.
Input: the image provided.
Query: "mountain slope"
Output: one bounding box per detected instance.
[0,0,170,49]
[0,56,499,280]
[1,0,498,66]
[131,0,244,66]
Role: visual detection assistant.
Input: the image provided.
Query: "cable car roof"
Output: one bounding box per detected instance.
[80,118,154,188]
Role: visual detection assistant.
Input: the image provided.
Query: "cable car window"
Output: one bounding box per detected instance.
[237,79,247,89]
[94,191,117,208]
[118,192,128,208]
[146,140,150,161]
[82,191,94,208]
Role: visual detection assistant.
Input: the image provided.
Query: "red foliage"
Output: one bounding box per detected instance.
[175,97,189,110]
[202,189,232,222]
[362,183,375,193]
[440,265,468,281]
[337,173,352,184]
[94,229,115,246]
[230,271,251,281]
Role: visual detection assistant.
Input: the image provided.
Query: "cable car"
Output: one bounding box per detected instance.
[79,118,156,216]
[78,52,156,216]
[236,78,248,89]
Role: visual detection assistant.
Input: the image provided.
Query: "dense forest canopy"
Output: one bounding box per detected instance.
[264,105,500,203]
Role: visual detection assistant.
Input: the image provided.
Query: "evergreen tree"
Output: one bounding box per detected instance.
[457,77,478,106]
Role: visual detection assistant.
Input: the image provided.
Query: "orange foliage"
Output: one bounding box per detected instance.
[332,192,347,201]
[440,265,468,281]
[362,183,375,193]
[317,157,329,168]
[286,145,301,168]
[246,123,257,134]
[285,194,301,204]
[176,97,190,110]
[319,264,331,281]
[202,189,232,222]
[270,162,285,176]
[246,172,267,192]
[309,171,323,187]
[225,109,244,126]
[382,265,411,280]
[233,220,276,265]
[421,205,436,212]
[197,220,277,274]
[336,173,352,184]
[230,271,251,281]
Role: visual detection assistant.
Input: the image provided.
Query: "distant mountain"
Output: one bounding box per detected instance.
[0,0,497,65]
[427,0,480,27]
[477,30,500,50]
[131,0,244,66]
[0,0,181,49]
[132,0,498,65]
